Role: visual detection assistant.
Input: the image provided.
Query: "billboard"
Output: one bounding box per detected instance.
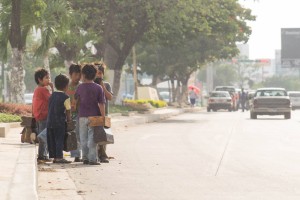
[281,28,300,67]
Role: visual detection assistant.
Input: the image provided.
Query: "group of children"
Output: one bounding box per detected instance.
[32,63,113,165]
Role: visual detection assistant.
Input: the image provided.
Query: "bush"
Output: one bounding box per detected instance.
[123,99,168,108]
[0,113,21,123]
[110,105,136,113]
[0,103,32,116]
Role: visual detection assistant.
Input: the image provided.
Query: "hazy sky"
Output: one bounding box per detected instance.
[239,0,300,59]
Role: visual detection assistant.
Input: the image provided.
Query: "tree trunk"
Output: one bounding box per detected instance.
[181,77,189,105]
[9,0,25,103]
[112,68,122,103]
[176,80,182,106]
[64,60,73,72]
[104,44,118,71]
[10,48,25,103]
[107,42,134,104]
[151,74,158,88]
[43,53,51,76]
[171,78,176,102]
[55,42,76,73]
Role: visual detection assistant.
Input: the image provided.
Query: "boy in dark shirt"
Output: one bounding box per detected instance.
[94,62,113,163]
[47,74,72,164]
[66,64,82,162]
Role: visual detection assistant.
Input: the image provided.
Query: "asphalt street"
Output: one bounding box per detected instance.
[38,110,300,200]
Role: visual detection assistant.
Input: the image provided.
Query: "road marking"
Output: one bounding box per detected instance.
[215,116,241,176]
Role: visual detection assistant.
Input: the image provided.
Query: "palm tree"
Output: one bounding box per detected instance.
[0,0,47,103]
[34,0,72,72]
[35,0,96,72]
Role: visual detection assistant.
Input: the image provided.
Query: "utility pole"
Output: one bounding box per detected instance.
[0,63,3,102]
[132,46,138,100]
[206,64,214,92]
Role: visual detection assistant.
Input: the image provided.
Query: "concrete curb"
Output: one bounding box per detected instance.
[0,127,38,200]
[9,142,38,200]
[0,122,21,138]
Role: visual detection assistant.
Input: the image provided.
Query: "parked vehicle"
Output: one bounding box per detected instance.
[214,86,239,111]
[288,91,300,110]
[24,93,33,104]
[245,90,256,110]
[250,88,291,119]
[159,91,171,102]
[207,91,233,112]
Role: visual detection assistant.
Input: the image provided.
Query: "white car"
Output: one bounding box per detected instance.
[207,91,233,112]
[288,91,300,110]
[159,91,171,102]
[24,93,33,104]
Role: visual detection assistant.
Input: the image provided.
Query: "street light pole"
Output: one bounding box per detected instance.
[132,46,138,100]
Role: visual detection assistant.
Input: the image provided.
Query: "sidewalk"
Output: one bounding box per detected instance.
[0,126,38,200]
[0,107,203,200]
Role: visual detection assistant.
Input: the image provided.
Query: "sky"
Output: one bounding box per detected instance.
[239,0,300,59]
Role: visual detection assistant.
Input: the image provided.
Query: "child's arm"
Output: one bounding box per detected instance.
[71,98,78,112]
[64,98,72,122]
[98,103,105,117]
[48,82,54,93]
[100,82,113,101]
[66,110,71,122]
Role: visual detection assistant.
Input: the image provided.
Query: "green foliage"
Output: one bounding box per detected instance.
[254,76,300,91]
[109,105,136,113]
[138,0,255,86]
[123,99,167,108]
[0,113,21,123]
[213,62,238,86]
[0,0,256,104]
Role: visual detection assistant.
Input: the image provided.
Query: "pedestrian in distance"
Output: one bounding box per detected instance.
[32,68,53,162]
[189,88,197,107]
[240,88,247,112]
[66,64,82,163]
[94,62,113,163]
[75,64,106,165]
[46,74,72,164]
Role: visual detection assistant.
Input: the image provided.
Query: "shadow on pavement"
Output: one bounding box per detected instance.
[38,159,117,169]
[246,118,286,121]
[160,119,202,124]
[0,143,34,148]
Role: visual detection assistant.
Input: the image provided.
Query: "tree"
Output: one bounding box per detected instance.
[0,0,46,103]
[213,62,238,86]
[69,0,176,103]
[137,0,255,104]
[255,76,300,91]
[34,0,94,72]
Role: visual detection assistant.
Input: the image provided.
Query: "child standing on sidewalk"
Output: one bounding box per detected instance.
[32,68,53,162]
[47,74,72,164]
[94,62,113,163]
[66,64,82,162]
[75,64,106,165]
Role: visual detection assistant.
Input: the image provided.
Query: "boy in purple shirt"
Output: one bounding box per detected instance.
[75,64,106,165]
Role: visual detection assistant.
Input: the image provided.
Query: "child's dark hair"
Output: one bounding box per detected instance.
[34,68,49,84]
[55,74,69,91]
[82,64,97,80]
[69,64,82,75]
[94,62,106,75]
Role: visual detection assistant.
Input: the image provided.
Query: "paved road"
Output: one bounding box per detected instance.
[38,110,300,200]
